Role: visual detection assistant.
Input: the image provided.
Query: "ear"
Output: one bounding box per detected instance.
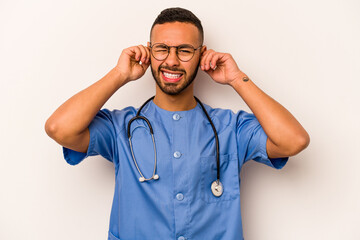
[201,45,207,55]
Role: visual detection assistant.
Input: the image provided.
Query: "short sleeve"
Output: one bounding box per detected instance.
[62,108,117,165]
[236,110,288,169]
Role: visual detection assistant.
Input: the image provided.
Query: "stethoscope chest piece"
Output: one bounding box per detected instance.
[211,179,223,197]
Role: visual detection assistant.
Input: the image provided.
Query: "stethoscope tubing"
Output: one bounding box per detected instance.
[194,96,220,181]
[127,96,220,186]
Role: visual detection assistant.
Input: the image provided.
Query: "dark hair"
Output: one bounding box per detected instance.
[150,7,204,44]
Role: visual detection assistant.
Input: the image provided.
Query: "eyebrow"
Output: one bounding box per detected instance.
[150,42,195,46]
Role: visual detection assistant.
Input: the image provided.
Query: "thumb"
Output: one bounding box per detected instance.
[140,60,150,72]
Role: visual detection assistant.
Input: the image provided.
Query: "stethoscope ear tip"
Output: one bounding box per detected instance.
[138,175,160,182]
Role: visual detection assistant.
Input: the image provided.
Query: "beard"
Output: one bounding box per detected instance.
[150,60,200,96]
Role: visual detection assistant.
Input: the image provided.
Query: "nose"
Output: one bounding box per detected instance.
[164,47,180,66]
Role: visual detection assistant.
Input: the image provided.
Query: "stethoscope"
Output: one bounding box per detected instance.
[127,96,223,197]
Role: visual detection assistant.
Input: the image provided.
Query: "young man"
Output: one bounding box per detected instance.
[45,7,310,240]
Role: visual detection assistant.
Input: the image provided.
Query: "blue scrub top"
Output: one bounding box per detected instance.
[62,99,288,240]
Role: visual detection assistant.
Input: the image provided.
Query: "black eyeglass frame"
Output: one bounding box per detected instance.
[149,43,202,62]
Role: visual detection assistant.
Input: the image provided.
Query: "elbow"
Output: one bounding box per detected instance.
[45,119,62,141]
[289,132,310,156]
[270,130,310,158]
[45,119,57,138]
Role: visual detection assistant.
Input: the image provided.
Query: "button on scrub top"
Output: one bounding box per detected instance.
[62,99,288,240]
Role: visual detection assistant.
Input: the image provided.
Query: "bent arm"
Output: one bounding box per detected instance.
[45,45,151,153]
[44,67,126,152]
[230,73,310,158]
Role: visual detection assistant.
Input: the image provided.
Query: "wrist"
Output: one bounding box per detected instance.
[229,71,250,88]
[112,67,130,88]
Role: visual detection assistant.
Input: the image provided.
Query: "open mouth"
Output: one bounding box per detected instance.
[161,70,184,83]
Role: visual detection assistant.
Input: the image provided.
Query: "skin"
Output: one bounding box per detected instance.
[148,22,204,109]
[114,22,206,111]
[45,21,310,159]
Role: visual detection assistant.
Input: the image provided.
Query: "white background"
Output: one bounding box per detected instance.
[1,0,359,239]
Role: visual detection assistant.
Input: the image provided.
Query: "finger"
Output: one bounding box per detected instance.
[137,45,148,64]
[203,50,216,71]
[199,49,207,69]
[140,59,151,71]
[140,46,151,64]
[123,47,136,60]
[135,46,145,64]
[209,53,221,70]
[130,46,142,62]
[200,49,213,70]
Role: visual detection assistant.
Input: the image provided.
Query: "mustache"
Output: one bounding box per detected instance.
[159,65,186,74]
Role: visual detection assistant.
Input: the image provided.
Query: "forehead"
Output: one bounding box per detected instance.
[151,22,200,46]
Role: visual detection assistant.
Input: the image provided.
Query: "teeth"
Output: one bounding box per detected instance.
[163,71,182,79]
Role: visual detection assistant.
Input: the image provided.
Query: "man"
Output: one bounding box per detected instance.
[45,7,310,240]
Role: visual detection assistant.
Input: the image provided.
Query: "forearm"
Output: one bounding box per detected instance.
[45,67,126,139]
[230,72,310,153]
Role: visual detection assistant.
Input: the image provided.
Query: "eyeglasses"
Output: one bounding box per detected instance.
[149,43,202,62]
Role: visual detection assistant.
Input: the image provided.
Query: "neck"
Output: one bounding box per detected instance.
[153,84,197,111]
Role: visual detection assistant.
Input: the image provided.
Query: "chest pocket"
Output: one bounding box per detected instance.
[200,153,240,203]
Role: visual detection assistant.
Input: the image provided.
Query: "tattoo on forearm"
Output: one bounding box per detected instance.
[243,77,249,82]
